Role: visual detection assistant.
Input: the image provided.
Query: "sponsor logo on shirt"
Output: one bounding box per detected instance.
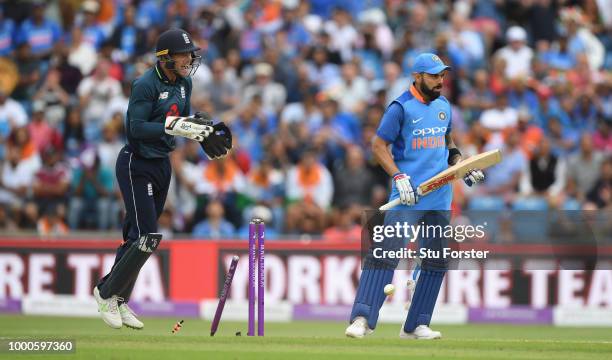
[412,127,447,150]
[159,92,169,100]
[180,86,185,99]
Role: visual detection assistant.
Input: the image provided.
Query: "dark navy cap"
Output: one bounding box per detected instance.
[413,53,451,74]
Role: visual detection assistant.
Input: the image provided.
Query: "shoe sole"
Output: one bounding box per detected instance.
[399,333,442,340]
[345,329,373,338]
[123,323,144,330]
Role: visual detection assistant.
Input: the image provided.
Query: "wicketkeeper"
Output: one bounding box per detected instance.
[93,28,232,329]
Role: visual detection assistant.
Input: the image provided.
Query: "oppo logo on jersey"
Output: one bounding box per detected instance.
[412,127,447,136]
[412,127,447,150]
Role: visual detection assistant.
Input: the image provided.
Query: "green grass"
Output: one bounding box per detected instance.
[0,315,611,359]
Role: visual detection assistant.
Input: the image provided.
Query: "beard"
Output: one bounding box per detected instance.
[418,81,442,101]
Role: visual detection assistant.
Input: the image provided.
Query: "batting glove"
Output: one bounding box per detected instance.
[164,114,214,141]
[463,169,485,186]
[393,172,418,206]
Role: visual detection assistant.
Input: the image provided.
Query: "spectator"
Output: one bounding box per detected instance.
[0,142,41,223]
[0,8,16,57]
[481,131,527,198]
[96,123,123,170]
[520,137,566,198]
[28,101,61,152]
[323,207,361,242]
[192,199,236,239]
[566,134,605,201]
[12,42,41,103]
[244,157,285,228]
[0,89,28,156]
[285,149,333,233]
[62,107,86,160]
[586,157,612,209]
[37,203,69,237]
[495,26,534,79]
[332,145,373,208]
[593,117,612,154]
[447,12,485,69]
[193,157,247,228]
[333,61,369,114]
[0,205,17,231]
[79,1,107,51]
[459,69,495,122]
[32,145,70,228]
[77,58,122,140]
[32,68,70,127]
[479,92,518,131]
[67,27,98,76]
[306,46,341,90]
[67,150,115,229]
[109,5,147,61]
[16,1,61,61]
[324,7,359,62]
[199,58,240,114]
[243,62,287,115]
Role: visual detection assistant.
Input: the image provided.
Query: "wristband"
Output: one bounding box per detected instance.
[448,148,462,165]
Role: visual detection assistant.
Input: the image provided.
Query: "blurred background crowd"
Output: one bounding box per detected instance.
[0,0,611,240]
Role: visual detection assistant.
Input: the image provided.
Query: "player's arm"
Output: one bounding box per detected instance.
[373,103,417,205]
[445,131,485,186]
[127,80,165,139]
[445,133,462,165]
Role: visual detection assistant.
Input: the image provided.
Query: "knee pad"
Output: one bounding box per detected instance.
[137,233,162,253]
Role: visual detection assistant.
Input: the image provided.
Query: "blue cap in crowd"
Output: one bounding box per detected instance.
[413,53,451,74]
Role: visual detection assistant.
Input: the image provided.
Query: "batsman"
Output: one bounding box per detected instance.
[93,28,232,329]
[346,53,485,339]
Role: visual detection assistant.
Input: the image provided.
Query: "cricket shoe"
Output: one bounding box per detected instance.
[345,316,374,338]
[119,303,144,330]
[399,325,442,339]
[93,286,122,329]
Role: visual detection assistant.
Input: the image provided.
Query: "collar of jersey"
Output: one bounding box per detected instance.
[155,62,177,85]
[410,84,428,104]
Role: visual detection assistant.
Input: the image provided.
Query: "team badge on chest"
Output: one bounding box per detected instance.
[438,111,447,121]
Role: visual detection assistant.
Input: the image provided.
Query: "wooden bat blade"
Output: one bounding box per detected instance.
[378,149,502,210]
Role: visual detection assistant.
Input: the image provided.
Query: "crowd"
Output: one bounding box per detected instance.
[0,0,610,240]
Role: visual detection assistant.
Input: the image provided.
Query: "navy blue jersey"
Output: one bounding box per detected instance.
[125,63,192,158]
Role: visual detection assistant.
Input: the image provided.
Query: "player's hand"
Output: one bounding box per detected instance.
[393,172,417,206]
[463,169,485,186]
[200,122,233,160]
[164,115,214,141]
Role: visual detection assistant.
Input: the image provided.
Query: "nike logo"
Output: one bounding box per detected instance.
[412,117,423,124]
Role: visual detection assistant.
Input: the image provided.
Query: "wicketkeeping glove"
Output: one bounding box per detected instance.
[164,114,214,141]
[194,112,232,160]
[394,172,418,206]
[463,169,485,186]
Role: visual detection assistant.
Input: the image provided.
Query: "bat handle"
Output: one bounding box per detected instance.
[379,198,401,211]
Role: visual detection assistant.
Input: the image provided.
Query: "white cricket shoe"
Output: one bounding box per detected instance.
[119,303,144,329]
[345,316,374,338]
[399,325,442,339]
[93,286,122,329]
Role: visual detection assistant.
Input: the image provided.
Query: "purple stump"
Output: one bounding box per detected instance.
[210,256,239,336]
[248,221,257,336]
[257,221,265,336]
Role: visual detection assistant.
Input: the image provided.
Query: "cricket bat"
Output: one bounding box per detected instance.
[379,149,502,211]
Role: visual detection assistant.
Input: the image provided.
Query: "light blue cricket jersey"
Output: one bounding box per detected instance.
[376,85,453,210]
